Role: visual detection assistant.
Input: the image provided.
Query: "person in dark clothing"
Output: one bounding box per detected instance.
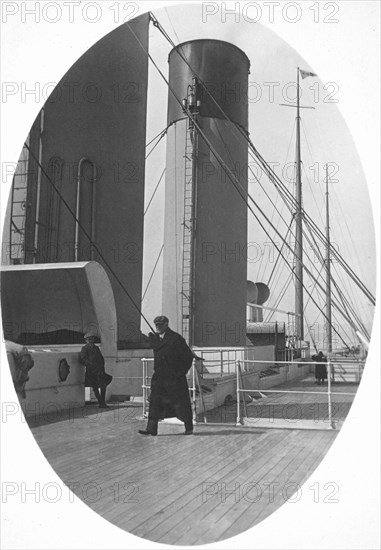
[313,351,328,385]
[139,316,195,436]
[80,332,111,408]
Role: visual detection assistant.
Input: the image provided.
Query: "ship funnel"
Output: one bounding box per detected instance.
[162,39,250,346]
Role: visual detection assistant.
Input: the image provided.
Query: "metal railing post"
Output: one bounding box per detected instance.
[331,360,335,382]
[192,359,197,422]
[236,360,241,425]
[327,360,334,428]
[142,359,146,418]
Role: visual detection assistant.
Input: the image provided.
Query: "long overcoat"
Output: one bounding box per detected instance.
[80,343,109,388]
[313,353,328,380]
[148,328,194,422]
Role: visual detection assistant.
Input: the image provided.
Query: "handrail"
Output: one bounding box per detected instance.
[236,361,241,425]
[140,357,359,429]
[141,357,200,421]
[240,359,365,365]
[235,359,357,430]
[199,358,237,364]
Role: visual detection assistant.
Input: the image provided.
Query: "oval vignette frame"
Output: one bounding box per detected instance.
[0,2,379,549]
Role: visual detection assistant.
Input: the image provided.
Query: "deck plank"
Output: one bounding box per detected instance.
[27,376,354,546]
[171,431,329,545]
[131,430,286,540]
[109,426,275,525]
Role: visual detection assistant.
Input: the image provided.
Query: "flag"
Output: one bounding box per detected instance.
[299,69,317,79]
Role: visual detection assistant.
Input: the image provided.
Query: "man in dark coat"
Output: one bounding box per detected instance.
[80,332,112,408]
[139,316,195,436]
[313,351,328,385]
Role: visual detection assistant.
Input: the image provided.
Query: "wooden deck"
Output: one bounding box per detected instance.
[28,375,357,545]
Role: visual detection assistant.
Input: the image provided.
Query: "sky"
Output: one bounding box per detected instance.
[0,2,380,550]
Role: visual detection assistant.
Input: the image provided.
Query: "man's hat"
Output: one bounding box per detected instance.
[84,331,97,339]
[153,315,169,324]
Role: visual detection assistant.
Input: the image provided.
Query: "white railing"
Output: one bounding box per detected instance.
[141,358,205,422]
[193,348,245,376]
[140,357,362,429]
[329,360,365,382]
[141,357,153,418]
[235,359,360,429]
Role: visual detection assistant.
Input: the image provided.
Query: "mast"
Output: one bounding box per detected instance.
[295,67,304,340]
[325,164,332,353]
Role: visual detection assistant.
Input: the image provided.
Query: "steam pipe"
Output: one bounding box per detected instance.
[33,108,45,262]
[75,158,97,261]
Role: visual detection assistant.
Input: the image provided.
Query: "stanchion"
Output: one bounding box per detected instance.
[236,360,242,425]
[238,361,248,419]
[142,359,147,418]
[327,360,334,429]
[192,359,197,422]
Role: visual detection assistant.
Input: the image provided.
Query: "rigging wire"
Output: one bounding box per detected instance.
[301,212,370,340]
[299,119,370,335]
[151,11,375,306]
[245,149,344,324]
[299,215,364,339]
[145,127,168,159]
[300,121,362,322]
[330,183,373,324]
[246,142,375,304]
[142,244,164,301]
[191,120,355,348]
[128,15,373,345]
[213,121,296,278]
[267,221,294,287]
[304,311,319,354]
[257,120,296,283]
[301,210,374,301]
[265,273,293,323]
[295,141,340,329]
[144,168,166,216]
[303,264,326,311]
[215,137,367,346]
[246,126,374,312]
[164,7,183,48]
[145,125,170,149]
[143,19,362,347]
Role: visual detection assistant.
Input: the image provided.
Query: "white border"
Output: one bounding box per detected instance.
[1,2,380,549]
